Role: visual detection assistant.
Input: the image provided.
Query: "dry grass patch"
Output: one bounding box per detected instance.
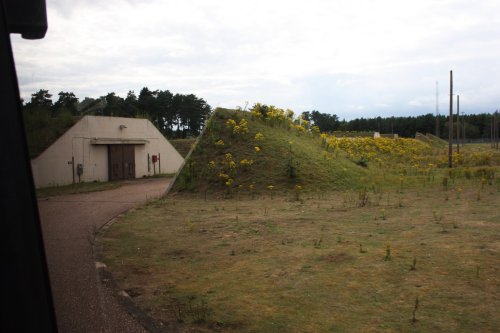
[102,183,500,332]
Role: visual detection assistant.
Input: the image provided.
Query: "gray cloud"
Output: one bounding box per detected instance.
[11,0,500,119]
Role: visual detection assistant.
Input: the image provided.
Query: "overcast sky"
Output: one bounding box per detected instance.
[11,0,500,119]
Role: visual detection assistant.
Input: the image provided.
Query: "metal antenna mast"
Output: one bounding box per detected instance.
[448,71,453,168]
[456,95,460,153]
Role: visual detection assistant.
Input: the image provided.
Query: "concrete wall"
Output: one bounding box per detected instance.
[31,116,184,188]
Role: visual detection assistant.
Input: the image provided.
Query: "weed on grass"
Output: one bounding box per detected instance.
[410,257,417,271]
[313,237,323,249]
[380,208,386,220]
[185,219,196,233]
[433,210,443,223]
[384,244,392,261]
[412,295,419,323]
[357,188,369,207]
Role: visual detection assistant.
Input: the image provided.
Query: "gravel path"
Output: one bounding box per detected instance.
[38,178,171,333]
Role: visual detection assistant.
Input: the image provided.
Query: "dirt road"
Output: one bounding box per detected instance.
[38,178,171,332]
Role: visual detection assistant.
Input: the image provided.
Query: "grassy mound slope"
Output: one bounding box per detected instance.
[415,132,447,148]
[172,109,382,194]
[169,139,196,158]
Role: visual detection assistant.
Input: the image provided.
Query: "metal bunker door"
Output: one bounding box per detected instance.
[108,144,135,180]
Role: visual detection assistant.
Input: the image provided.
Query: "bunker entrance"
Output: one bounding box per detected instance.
[108,144,135,180]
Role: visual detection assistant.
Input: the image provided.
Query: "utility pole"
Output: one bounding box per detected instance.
[462,113,466,147]
[495,110,499,150]
[436,81,440,137]
[492,113,497,149]
[492,114,495,148]
[448,71,453,168]
[456,95,460,153]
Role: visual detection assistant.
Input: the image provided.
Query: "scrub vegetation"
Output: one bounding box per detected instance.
[102,108,500,332]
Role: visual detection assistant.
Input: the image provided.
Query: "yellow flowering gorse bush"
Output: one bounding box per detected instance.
[322,135,433,167]
[240,159,254,166]
[226,118,249,135]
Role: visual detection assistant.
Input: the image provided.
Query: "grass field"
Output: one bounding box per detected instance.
[102,177,500,332]
[101,108,500,332]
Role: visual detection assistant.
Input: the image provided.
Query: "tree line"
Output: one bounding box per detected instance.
[300,110,496,140]
[23,89,495,141]
[23,88,212,139]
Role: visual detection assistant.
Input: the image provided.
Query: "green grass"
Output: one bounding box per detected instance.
[36,181,122,198]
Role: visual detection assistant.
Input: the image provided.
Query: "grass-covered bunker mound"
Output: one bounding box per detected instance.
[172,108,377,195]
